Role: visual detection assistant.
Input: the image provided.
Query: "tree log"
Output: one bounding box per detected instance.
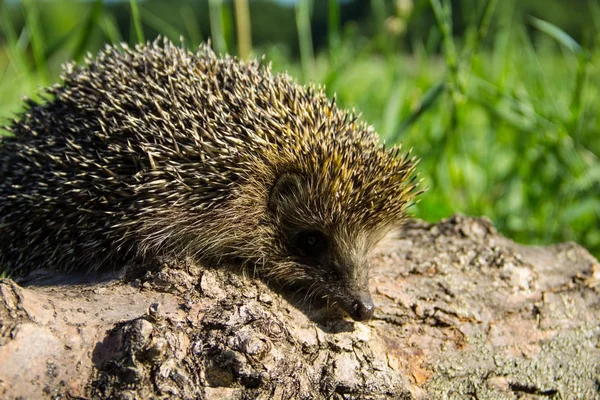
[0,215,598,399]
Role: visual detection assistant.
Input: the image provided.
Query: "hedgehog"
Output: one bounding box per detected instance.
[0,39,420,321]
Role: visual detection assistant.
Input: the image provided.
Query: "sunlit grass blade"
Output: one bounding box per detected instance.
[0,1,30,75]
[44,27,80,61]
[72,0,104,60]
[328,0,341,50]
[140,8,182,42]
[393,80,446,141]
[381,82,405,140]
[221,5,235,52]
[528,16,593,137]
[429,0,460,135]
[209,0,227,53]
[370,0,389,55]
[234,0,252,59]
[295,0,315,80]
[430,0,458,76]
[474,0,497,49]
[23,0,48,82]
[529,16,588,57]
[465,0,497,56]
[514,26,566,123]
[181,6,203,47]
[469,95,536,132]
[101,13,123,44]
[468,75,555,129]
[569,52,590,134]
[129,0,144,43]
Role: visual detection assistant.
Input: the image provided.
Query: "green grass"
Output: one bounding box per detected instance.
[0,0,599,259]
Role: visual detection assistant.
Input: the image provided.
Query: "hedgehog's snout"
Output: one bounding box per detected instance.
[341,290,374,321]
[349,295,375,321]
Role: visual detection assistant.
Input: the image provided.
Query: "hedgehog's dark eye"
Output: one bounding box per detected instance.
[296,230,328,257]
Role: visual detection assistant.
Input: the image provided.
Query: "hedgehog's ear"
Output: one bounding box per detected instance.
[268,173,307,213]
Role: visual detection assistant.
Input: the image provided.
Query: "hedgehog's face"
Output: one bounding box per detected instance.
[267,173,378,321]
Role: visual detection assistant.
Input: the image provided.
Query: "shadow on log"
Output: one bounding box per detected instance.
[0,215,599,399]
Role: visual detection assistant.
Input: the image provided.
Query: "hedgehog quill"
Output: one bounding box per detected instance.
[0,39,420,321]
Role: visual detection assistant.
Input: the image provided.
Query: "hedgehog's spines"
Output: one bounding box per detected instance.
[0,40,420,303]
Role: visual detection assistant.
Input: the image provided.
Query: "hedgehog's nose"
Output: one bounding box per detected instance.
[349,293,375,321]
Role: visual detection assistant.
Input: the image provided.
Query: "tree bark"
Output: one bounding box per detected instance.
[0,215,598,399]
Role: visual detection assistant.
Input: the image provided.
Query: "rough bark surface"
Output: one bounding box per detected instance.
[0,215,598,399]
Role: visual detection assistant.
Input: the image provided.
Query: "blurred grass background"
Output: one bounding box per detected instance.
[0,0,599,258]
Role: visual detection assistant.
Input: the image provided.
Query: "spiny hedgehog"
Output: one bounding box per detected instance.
[0,39,420,321]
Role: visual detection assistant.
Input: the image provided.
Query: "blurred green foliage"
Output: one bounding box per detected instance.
[0,0,599,258]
